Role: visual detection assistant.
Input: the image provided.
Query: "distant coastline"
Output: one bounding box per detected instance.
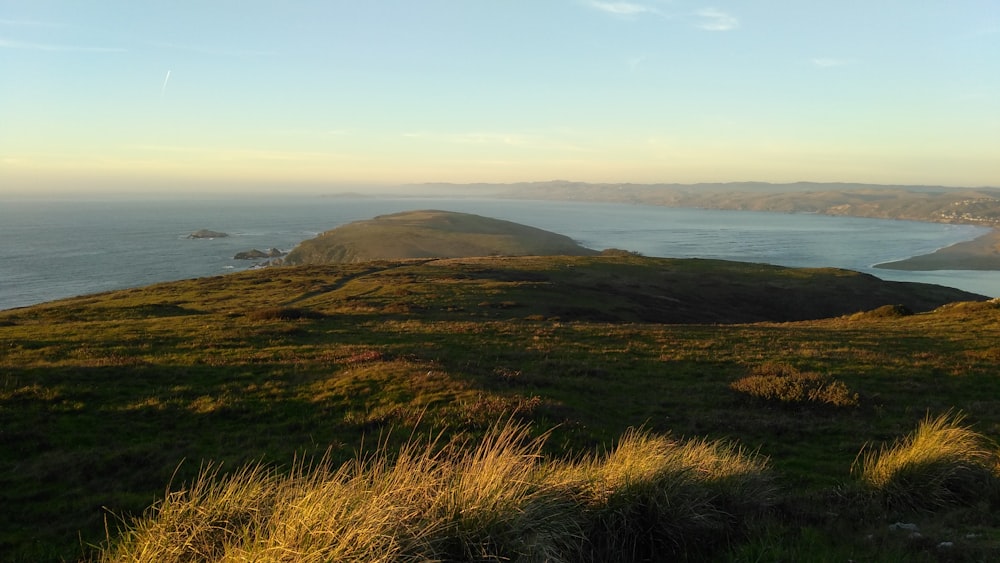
[876,229,1000,271]
[408,181,1000,272]
[407,181,1000,231]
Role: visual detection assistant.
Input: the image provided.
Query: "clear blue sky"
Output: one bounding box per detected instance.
[2,1,998,195]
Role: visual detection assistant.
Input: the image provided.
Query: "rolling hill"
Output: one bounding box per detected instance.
[283,209,598,265]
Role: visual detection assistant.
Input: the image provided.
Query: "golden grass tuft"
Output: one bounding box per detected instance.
[570,429,776,560]
[99,421,775,562]
[854,411,999,511]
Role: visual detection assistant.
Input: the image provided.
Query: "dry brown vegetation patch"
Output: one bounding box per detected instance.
[730,362,859,408]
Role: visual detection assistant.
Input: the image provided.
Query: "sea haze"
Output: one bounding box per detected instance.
[1,196,996,311]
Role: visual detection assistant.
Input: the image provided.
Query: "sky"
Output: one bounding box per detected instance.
[1,0,998,195]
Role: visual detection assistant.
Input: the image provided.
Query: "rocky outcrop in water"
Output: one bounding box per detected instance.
[188,229,229,239]
[234,248,286,260]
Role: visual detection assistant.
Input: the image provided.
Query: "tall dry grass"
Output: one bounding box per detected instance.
[99,422,775,562]
[855,412,999,511]
[570,429,776,561]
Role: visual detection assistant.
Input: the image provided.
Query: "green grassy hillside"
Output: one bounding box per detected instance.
[1,255,998,561]
[283,209,598,264]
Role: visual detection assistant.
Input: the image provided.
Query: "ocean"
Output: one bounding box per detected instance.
[1,195,997,311]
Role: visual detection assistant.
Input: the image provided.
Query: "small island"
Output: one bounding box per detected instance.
[187,229,229,239]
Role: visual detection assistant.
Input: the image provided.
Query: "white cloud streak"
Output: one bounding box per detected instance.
[589,1,674,19]
[132,144,348,162]
[695,8,739,31]
[0,37,125,52]
[590,2,656,16]
[149,41,274,57]
[0,18,65,28]
[403,131,592,153]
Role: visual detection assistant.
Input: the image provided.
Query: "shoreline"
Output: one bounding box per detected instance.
[875,228,1000,271]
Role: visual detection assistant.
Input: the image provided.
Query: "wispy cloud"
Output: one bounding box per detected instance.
[403,131,592,153]
[161,70,171,97]
[132,144,347,162]
[811,57,853,68]
[0,37,125,52]
[0,18,64,28]
[695,8,739,31]
[589,1,672,19]
[149,41,274,57]
[590,2,656,16]
[404,131,534,146]
[271,128,354,138]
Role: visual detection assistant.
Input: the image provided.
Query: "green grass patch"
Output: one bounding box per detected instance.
[0,255,998,561]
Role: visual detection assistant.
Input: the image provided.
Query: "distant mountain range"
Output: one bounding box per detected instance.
[397,181,1000,227]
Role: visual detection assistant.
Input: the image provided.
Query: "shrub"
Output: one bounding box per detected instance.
[246,307,324,321]
[854,412,998,511]
[730,363,859,407]
[865,304,913,318]
[455,393,544,427]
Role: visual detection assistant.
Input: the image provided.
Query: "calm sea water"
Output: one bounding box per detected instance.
[1,195,997,311]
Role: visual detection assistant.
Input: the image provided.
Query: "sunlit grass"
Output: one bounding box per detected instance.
[730,362,859,407]
[855,412,999,511]
[98,421,775,562]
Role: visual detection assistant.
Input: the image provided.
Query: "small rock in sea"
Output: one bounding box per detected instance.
[235,248,287,260]
[188,229,229,239]
[937,541,954,549]
[888,522,919,532]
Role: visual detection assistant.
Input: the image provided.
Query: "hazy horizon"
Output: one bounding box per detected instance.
[2,1,998,196]
[4,179,1000,202]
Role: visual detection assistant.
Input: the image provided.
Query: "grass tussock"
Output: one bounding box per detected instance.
[730,362,859,407]
[855,412,999,511]
[848,303,914,320]
[245,307,324,321]
[99,422,775,562]
[570,429,778,561]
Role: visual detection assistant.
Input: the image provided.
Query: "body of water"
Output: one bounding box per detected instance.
[1,195,997,311]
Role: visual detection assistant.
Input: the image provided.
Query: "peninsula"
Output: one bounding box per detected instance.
[876,229,1000,270]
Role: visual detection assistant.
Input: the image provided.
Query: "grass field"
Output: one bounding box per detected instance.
[2,254,999,561]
